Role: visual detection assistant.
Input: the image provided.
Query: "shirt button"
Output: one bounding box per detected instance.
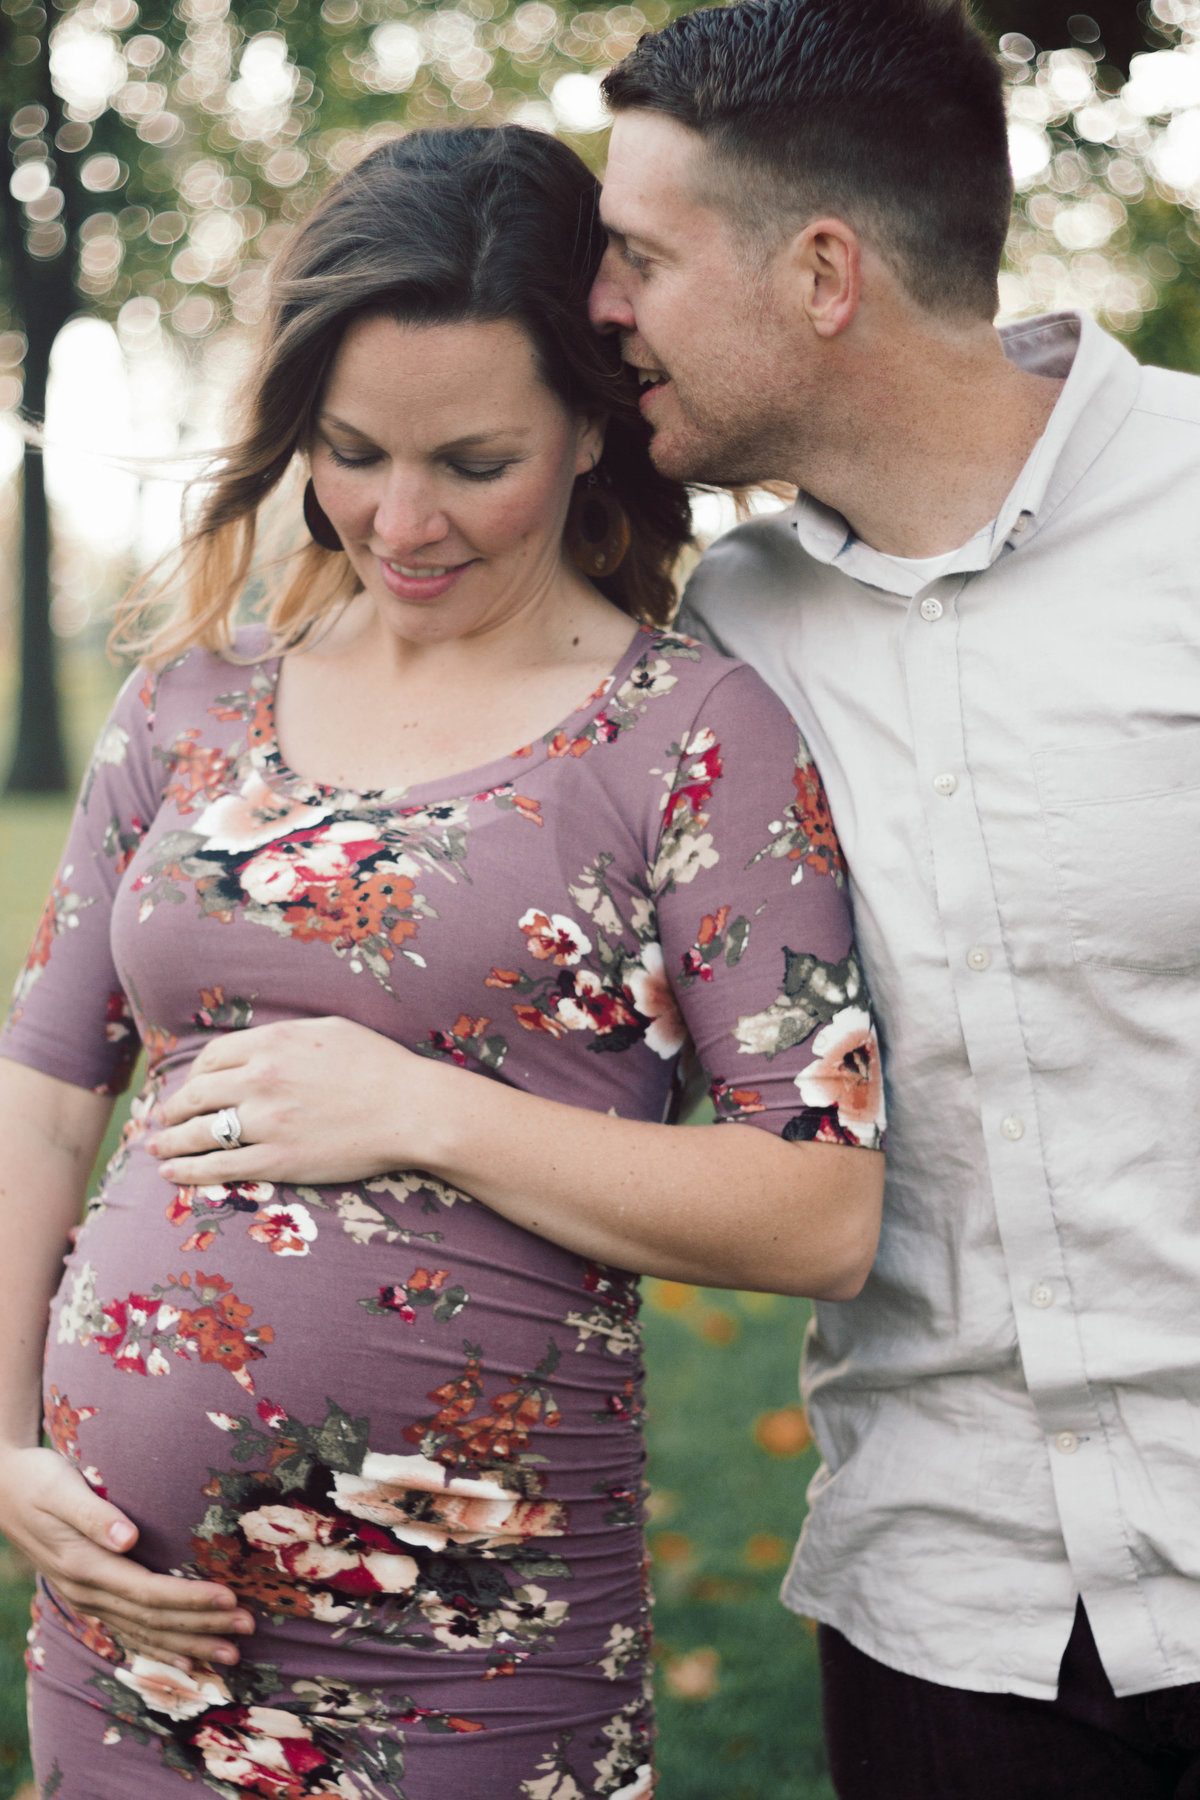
[1011,513,1030,536]
[932,772,958,797]
[966,946,991,971]
[1054,1430,1079,1455]
[919,597,943,621]
[1000,1115,1025,1141]
[1030,1283,1054,1308]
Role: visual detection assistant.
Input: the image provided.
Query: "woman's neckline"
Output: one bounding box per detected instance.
[256,623,655,807]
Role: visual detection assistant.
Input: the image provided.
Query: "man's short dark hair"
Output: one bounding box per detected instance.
[602,0,1012,319]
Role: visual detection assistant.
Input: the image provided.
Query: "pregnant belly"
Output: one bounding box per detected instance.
[43,1148,645,1660]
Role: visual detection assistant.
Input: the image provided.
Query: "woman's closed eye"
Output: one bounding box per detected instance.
[448,460,512,483]
[326,444,381,470]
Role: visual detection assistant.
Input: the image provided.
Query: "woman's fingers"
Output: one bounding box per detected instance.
[154,1144,273,1183]
[51,1577,255,1664]
[9,1449,244,1620]
[158,1071,246,1130]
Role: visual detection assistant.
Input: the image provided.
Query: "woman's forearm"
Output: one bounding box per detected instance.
[413,1062,883,1298]
[150,1018,883,1297]
[0,1059,112,1447]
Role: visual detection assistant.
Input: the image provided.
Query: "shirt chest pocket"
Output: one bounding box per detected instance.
[1034,726,1200,974]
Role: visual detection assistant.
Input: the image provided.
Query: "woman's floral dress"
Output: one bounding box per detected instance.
[1,624,883,1800]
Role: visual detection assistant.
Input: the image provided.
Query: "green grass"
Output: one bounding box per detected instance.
[0,680,831,1799]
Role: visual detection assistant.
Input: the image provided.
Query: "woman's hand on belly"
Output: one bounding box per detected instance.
[142,1015,883,1297]
[149,1017,423,1186]
[0,1446,255,1669]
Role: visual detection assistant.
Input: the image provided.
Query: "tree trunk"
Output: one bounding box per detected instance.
[1,13,75,794]
[6,330,66,793]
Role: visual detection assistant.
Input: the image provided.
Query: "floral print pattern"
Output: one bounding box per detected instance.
[5,628,881,1796]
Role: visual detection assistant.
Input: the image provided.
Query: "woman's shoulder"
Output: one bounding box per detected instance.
[638,623,794,723]
[136,624,277,720]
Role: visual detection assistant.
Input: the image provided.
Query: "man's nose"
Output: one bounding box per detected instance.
[588,248,636,334]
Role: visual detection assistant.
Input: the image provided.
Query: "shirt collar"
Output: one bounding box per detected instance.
[788,310,1140,598]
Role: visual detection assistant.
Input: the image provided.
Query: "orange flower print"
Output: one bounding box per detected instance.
[44,1387,98,1465]
[548,731,593,759]
[160,730,234,816]
[790,757,847,880]
[405,1342,562,1473]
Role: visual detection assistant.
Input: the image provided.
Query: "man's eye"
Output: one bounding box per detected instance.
[621,246,650,273]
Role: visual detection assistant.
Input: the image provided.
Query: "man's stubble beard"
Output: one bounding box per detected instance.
[646,400,801,489]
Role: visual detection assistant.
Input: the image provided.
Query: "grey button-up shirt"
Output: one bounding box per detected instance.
[680,311,1200,1700]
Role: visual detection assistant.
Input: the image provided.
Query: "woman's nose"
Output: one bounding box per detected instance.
[373,479,450,552]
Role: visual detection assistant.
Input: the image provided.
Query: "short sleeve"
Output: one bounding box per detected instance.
[652,662,885,1149]
[1,668,162,1093]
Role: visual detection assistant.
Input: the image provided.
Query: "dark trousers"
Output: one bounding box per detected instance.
[820,1601,1200,1798]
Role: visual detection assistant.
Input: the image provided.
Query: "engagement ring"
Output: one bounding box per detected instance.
[210,1106,244,1151]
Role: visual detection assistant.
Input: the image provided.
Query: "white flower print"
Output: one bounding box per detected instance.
[519,908,593,967]
[193,772,331,855]
[624,943,686,1059]
[652,826,720,889]
[114,1654,231,1721]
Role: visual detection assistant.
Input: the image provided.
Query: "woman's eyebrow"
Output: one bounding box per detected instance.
[317,412,374,440]
[317,415,529,452]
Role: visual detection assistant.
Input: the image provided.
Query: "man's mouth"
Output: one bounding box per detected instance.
[633,366,670,405]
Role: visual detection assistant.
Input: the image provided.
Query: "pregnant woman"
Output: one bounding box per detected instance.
[0,125,885,1798]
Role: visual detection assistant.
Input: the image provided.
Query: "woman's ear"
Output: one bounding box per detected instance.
[575,412,607,478]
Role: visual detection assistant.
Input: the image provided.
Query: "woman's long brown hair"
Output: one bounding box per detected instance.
[112,126,693,666]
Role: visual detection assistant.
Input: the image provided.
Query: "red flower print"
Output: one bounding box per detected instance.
[247,1201,317,1257]
[376,1286,417,1322]
[664,729,723,830]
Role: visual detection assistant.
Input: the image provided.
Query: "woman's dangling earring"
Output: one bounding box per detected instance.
[566,468,631,578]
[304,479,343,552]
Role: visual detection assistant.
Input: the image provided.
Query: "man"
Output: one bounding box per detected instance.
[591,1,1200,1793]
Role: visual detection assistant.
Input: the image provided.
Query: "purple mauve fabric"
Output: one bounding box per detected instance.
[2,624,881,1798]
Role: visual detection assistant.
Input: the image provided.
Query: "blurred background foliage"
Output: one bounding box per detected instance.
[1,0,1200,790]
[2,0,1200,1793]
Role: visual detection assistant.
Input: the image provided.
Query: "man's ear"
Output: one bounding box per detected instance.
[784,217,861,339]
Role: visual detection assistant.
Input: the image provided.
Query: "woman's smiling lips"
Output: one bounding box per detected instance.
[376,556,475,602]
